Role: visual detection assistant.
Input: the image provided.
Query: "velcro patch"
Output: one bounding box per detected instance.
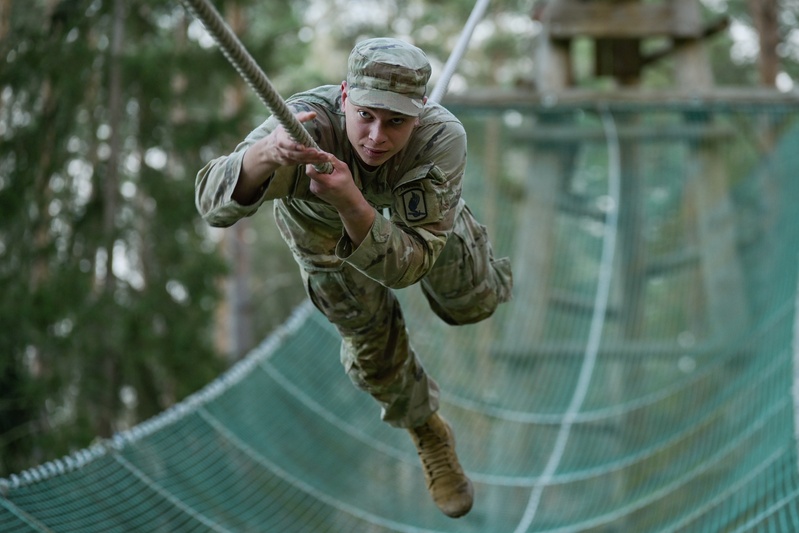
[401,187,428,222]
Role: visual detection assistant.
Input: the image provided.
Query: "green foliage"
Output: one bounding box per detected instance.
[0,0,308,476]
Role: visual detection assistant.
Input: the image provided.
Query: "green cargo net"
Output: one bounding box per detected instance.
[2,99,799,532]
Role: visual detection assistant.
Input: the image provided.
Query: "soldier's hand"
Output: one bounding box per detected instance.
[307,154,374,246]
[306,154,358,207]
[262,112,329,168]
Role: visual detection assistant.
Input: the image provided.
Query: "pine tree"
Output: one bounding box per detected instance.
[0,0,307,475]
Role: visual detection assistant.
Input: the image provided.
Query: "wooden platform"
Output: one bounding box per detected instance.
[442,88,799,111]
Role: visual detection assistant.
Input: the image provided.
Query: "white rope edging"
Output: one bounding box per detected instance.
[792,256,799,476]
[429,0,491,103]
[513,106,622,533]
[0,301,315,494]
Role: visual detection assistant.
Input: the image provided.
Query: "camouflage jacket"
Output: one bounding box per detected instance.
[195,85,466,288]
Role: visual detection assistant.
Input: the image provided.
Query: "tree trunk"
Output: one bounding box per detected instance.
[221,1,255,362]
[0,0,10,40]
[673,0,714,90]
[747,0,779,86]
[97,0,126,437]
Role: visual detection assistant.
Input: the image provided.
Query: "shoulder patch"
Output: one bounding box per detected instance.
[401,187,428,222]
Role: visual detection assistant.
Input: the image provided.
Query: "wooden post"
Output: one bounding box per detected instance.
[748,0,779,87]
[615,114,647,338]
[534,32,572,92]
[672,0,714,90]
[684,135,751,337]
[499,111,571,350]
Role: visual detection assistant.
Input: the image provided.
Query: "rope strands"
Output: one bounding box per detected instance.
[180,0,332,174]
[181,0,490,163]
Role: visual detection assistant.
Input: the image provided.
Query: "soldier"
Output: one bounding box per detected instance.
[196,37,512,518]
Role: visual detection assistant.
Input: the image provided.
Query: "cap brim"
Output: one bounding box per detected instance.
[347,87,424,117]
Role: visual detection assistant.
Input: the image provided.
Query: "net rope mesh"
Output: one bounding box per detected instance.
[2,101,799,532]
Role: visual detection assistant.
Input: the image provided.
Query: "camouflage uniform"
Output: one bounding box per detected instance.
[196,83,511,430]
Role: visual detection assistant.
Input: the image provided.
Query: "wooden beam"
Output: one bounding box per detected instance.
[441,87,799,109]
[508,123,734,143]
[641,16,730,67]
[544,0,703,39]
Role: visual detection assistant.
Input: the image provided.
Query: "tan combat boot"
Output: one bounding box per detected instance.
[408,413,474,518]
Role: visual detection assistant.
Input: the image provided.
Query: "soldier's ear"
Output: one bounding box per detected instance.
[340,81,349,112]
[414,96,427,126]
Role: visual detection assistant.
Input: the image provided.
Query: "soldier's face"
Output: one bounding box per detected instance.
[342,89,417,169]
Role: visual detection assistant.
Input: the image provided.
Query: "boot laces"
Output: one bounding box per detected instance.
[413,423,456,485]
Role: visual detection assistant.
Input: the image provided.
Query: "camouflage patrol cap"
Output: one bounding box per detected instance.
[346,37,431,117]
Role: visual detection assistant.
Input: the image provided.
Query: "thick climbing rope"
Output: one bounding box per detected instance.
[182,0,490,131]
[181,0,333,174]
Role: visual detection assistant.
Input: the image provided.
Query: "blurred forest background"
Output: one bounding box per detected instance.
[0,0,796,478]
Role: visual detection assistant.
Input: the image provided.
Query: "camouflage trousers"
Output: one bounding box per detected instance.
[274,198,512,428]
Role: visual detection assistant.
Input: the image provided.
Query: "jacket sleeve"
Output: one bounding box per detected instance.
[194,100,324,228]
[336,121,466,289]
